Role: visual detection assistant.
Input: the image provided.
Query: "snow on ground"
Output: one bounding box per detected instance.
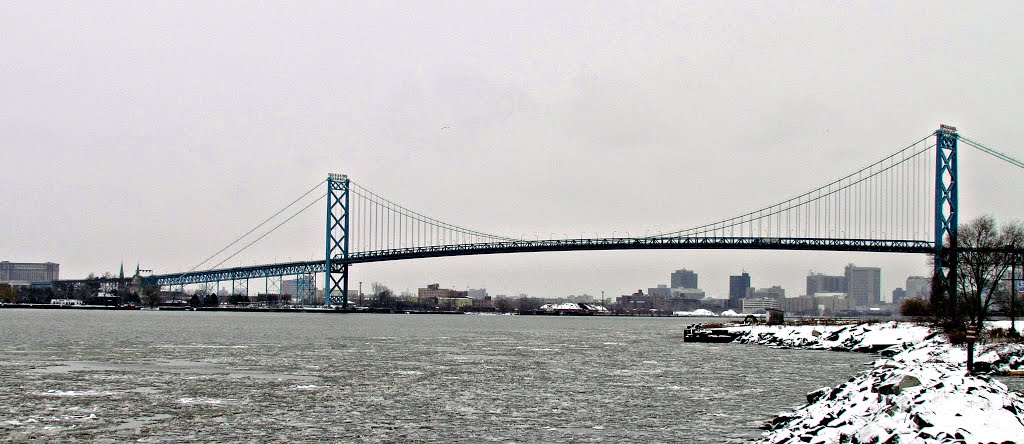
[977,342,1024,374]
[759,358,1024,443]
[732,321,934,353]
[987,319,1024,336]
[673,309,717,317]
[740,322,1024,443]
[537,302,609,312]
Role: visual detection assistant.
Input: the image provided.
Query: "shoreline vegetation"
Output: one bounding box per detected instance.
[728,322,1024,443]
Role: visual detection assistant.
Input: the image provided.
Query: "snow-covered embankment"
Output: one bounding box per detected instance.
[730,322,1024,443]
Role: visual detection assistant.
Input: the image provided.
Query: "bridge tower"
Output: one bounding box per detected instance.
[934,125,958,307]
[325,173,350,307]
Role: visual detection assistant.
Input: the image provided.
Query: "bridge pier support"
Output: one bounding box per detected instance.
[933,125,959,318]
[325,173,350,308]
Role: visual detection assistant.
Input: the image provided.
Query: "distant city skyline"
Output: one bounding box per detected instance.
[2,249,931,305]
[351,258,920,305]
[9,252,930,304]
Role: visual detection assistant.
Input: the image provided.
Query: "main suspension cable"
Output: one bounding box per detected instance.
[958,135,1024,169]
[188,179,326,272]
[208,191,328,271]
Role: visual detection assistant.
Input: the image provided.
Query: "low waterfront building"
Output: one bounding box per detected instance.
[472,296,495,311]
[814,292,852,314]
[418,284,468,299]
[437,296,473,309]
[742,297,779,314]
[617,290,653,310]
[418,284,469,307]
[467,288,488,300]
[779,296,817,315]
[648,285,671,299]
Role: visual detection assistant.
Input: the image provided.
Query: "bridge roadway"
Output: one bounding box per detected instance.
[131,236,935,287]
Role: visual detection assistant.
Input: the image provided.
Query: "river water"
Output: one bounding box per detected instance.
[0,310,873,443]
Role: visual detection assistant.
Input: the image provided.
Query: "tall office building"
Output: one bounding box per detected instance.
[729,272,751,308]
[282,275,316,303]
[671,269,698,289]
[467,288,489,300]
[905,276,931,300]
[892,287,908,305]
[806,272,846,297]
[845,264,881,308]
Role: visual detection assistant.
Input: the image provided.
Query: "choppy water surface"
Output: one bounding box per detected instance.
[0,310,872,443]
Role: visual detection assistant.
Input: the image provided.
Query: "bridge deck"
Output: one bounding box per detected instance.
[130,236,934,287]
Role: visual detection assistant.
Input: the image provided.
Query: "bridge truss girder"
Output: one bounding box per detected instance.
[345,237,937,264]
[133,237,936,289]
[143,261,326,287]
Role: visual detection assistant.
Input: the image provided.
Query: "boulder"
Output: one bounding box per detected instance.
[876,374,921,396]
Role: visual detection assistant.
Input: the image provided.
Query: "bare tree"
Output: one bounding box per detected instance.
[141,285,162,308]
[371,282,394,308]
[954,215,1024,331]
[900,298,930,317]
[494,296,514,313]
[517,295,541,311]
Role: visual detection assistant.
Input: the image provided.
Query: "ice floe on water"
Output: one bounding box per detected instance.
[736,322,1024,443]
[177,397,241,406]
[33,389,115,397]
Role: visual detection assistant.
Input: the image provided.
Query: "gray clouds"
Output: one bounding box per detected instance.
[3,1,1024,298]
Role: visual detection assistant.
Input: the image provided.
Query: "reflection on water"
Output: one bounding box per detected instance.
[0,310,872,442]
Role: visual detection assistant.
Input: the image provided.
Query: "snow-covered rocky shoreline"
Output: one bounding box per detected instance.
[727,322,1024,443]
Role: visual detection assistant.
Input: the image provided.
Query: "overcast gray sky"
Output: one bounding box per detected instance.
[4,1,1024,300]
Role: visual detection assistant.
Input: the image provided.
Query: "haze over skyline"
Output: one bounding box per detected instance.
[4,2,1024,300]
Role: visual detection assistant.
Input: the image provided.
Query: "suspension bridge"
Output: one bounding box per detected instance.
[56,125,1023,307]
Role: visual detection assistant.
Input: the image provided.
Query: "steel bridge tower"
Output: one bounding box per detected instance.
[324,173,350,307]
[934,125,959,307]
